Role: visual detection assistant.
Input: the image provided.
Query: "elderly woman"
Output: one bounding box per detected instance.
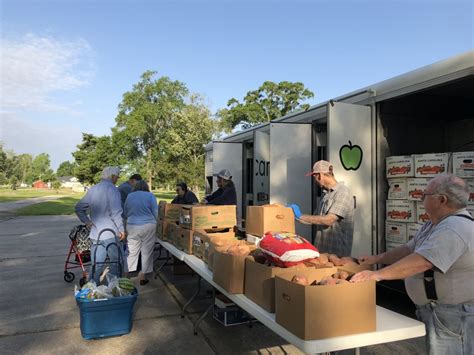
[75,166,126,282]
[124,180,158,285]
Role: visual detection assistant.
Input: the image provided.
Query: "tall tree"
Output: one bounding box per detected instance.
[218,81,314,132]
[72,133,118,185]
[115,70,188,187]
[31,153,54,182]
[56,161,75,177]
[163,94,216,191]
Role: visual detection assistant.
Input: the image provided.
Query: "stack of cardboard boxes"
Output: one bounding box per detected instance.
[385,151,474,251]
[175,205,237,255]
[156,201,182,242]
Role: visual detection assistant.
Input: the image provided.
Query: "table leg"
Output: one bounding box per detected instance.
[181,275,202,318]
[154,250,170,278]
[194,302,214,335]
[355,348,360,355]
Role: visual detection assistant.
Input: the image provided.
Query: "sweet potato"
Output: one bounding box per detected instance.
[340,256,357,266]
[291,274,309,286]
[318,254,329,265]
[333,271,350,280]
[328,254,344,266]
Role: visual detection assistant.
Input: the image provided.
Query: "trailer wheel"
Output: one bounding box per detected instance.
[64,272,75,283]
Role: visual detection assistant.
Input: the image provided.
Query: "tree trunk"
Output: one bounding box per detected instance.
[146,148,153,188]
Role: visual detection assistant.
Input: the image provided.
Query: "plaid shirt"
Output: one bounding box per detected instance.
[314,182,354,256]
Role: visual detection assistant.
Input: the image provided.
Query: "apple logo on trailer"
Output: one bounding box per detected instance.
[339,141,363,171]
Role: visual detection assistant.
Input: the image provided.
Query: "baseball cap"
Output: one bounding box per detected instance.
[214,169,232,180]
[305,160,333,176]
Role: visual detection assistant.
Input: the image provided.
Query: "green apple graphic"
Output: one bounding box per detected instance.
[339,141,363,171]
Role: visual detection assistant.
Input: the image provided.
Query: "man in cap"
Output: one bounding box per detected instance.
[201,169,237,205]
[298,160,354,256]
[75,166,126,282]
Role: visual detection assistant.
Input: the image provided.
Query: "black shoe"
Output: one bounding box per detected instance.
[140,279,149,286]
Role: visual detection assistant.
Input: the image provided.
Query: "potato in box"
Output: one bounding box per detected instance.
[192,228,235,260]
[407,223,423,241]
[387,178,408,200]
[385,221,408,243]
[407,178,431,201]
[180,205,236,230]
[416,202,430,224]
[452,152,474,178]
[246,204,295,237]
[386,200,415,223]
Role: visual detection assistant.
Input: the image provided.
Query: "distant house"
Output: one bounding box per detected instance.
[58,176,84,192]
[32,180,48,189]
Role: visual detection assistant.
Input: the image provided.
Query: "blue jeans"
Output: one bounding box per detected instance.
[90,238,124,283]
[416,301,474,355]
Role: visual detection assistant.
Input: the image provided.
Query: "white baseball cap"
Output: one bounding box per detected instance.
[305,160,333,176]
[214,169,232,180]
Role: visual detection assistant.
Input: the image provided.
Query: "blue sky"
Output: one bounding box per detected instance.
[1,0,472,169]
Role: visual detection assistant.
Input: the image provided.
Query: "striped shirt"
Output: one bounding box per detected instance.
[314,182,354,256]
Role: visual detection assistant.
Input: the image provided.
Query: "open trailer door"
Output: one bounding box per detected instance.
[269,122,312,238]
[212,142,243,221]
[253,130,270,206]
[327,101,373,257]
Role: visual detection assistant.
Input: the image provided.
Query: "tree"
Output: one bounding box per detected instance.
[162,94,216,191]
[31,153,54,182]
[115,70,188,187]
[72,133,118,185]
[13,154,33,184]
[217,81,314,132]
[56,161,75,177]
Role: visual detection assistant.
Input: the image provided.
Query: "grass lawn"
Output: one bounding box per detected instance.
[15,193,85,216]
[0,188,76,203]
[153,190,203,203]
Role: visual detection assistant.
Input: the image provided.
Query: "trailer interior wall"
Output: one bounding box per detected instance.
[376,75,474,253]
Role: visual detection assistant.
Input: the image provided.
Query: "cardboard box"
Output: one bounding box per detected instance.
[387,178,408,200]
[246,205,295,237]
[467,179,474,204]
[158,201,190,221]
[386,241,404,251]
[212,246,255,294]
[407,223,423,241]
[452,152,474,178]
[244,258,306,313]
[192,229,235,261]
[386,156,414,178]
[275,267,376,340]
[175,227,195,254]
[414,153,450,178]
[386,200,415,223]
[180,205,236,230]
[167,222,181,246]
[416,202,430,224]
[407,178,431,201]
[385,221,408,243]
[157,219,178,241]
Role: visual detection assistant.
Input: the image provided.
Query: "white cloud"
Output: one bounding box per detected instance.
[0,33,94,113]
[0,113,83,170]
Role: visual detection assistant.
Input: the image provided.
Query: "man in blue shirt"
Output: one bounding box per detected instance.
[75,167,126,282]
[118,174,142,208]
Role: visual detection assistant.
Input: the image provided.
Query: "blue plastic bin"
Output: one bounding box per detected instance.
[76,289,138,339]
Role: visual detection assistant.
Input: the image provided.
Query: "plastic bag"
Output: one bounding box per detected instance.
[259,231,319,267]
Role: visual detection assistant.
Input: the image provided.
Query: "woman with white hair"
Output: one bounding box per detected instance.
[75,166,126,282]
[124,180,158,285]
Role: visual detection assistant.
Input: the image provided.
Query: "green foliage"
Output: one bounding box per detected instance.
[115,70,189,186]
[51,180,61,190]
[218,81,314,132]
[56,161,75,177]
[72,133,119,185]
[31,153,55,182]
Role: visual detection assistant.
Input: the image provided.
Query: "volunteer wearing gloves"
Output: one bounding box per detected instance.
[297,160,354,256]
[171,182,199,205]
[201,169,237,205]
[75,166,126,283]
[124,180,158,286]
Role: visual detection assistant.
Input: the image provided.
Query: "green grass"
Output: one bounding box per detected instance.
[153,190,203,203]
[15,194,84,216]
[0,188,75,203]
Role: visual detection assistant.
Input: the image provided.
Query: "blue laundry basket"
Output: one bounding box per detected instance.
[76,289,138,339]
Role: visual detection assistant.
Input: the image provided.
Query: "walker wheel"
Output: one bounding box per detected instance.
[64,272,75,283]
[79,277,86,287]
